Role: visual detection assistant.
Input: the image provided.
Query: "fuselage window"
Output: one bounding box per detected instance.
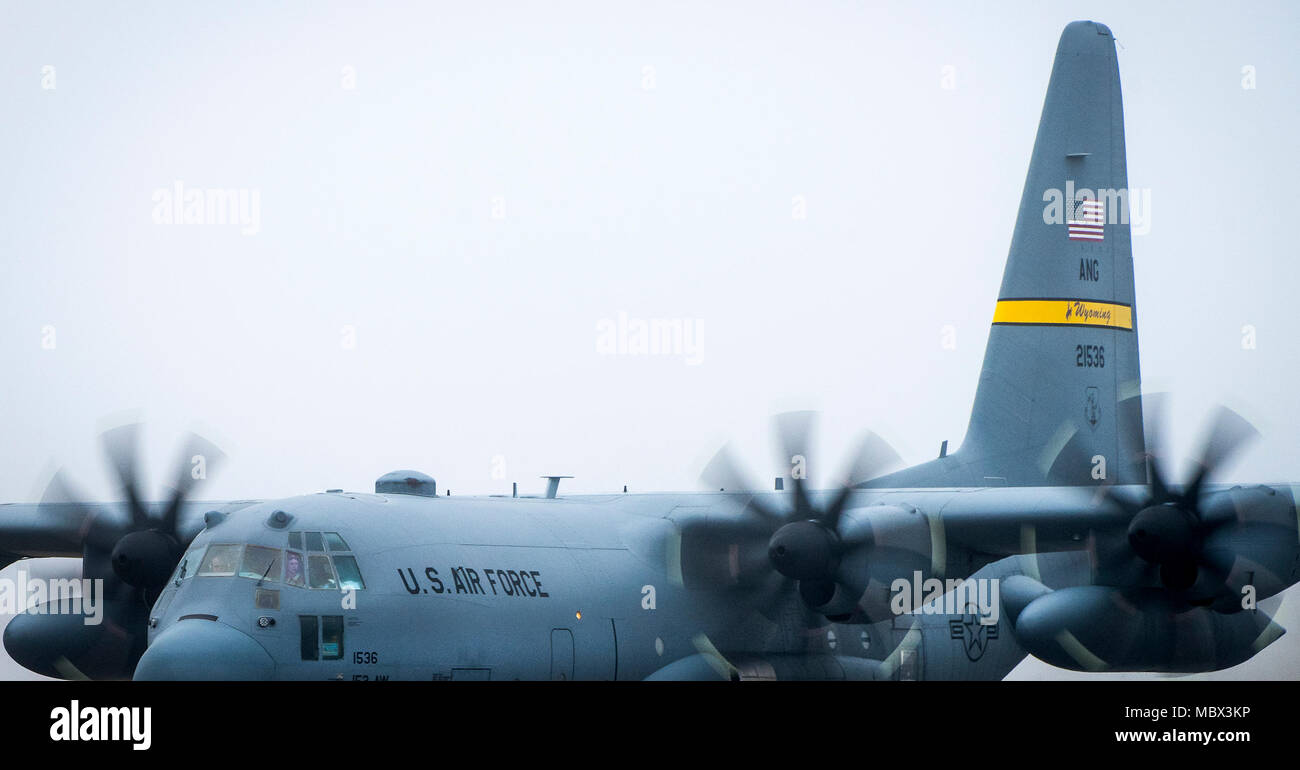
[332,555,365,590]
[285,550,306,587]
[239,546,282,582]
[307,554,337,590]
[299,615,344,661]
[321,616,344,660]
[255,589,280,610]
[304,532,325,552]
[198,544,242,576]
[324,532,350,551]
[299,616,318,661]
[288,531,303,551]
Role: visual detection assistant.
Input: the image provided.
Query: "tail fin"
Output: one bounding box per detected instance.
[879,21,1145,487]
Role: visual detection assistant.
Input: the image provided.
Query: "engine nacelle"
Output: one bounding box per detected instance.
[1012,585,1284,673]
[834,505,942,622]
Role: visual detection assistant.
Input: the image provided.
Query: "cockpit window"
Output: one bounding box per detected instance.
[198,544,241,576]
[278,533,366,590]
[307,554,337,589]
[171,545,206,584]
[239,546,282,582]
[284,550,306,587]
[332,555,365,590]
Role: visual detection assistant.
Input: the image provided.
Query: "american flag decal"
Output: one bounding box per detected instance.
[1068,198,1105,241]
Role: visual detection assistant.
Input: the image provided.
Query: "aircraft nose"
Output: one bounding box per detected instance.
[134,619,275,680]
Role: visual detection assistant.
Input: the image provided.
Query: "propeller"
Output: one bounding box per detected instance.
[680,411,904,618]
[1094,402,1259,598]
[99,424,223,590]
[4,423,224,679]
[1008,396,1296,673]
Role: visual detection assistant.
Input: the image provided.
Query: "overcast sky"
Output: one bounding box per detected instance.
[1,2,1298,678]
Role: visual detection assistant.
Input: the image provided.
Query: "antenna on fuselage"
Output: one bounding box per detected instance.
[541,475,573,499]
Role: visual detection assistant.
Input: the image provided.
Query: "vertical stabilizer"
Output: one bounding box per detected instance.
[875,21,1144,488]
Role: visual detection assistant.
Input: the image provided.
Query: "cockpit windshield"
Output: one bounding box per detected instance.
[307,554,337,589]
[198,544,240,576]
[174,531,365,589]
[239,546,282,581]
[168,545,205,585]
[332,555,364,590]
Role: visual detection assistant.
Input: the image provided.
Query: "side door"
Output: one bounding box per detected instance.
[550,628,574,680]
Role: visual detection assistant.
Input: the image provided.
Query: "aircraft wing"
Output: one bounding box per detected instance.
[0,499,259,567]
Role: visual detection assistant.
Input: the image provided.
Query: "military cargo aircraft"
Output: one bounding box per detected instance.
[2,20,1296,681]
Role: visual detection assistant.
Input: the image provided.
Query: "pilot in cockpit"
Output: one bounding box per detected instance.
[285,551,305,587]
[208,550,235,574]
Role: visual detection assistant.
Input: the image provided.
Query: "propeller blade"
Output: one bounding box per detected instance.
[1186,406,1259,503]
[822,485,855,534]
[842,431,904,485]
[1114,391,1148,484]
[100,423,150,529]
[822,430,904,533]
[774,411,817,519]
[1148,456,1171,505]
[759,572,823,633]
[1099,482,1144,516]
[1140,392,1169,463]
[39,469,125,555]
[773,411,816,475]
[1087,526,1155,587]
[1042,423,1094,486]
[159,433,225,534]
[1136,392,1174,501]
[698,443,744,493]
[699,444,783,522]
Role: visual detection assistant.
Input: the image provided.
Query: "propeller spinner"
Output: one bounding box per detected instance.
[681,411,906,618]
[1096,401,1260,596]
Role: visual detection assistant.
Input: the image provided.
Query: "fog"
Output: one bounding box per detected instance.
[1,1,1297,679]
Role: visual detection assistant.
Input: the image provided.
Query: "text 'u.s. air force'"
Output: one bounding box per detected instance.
[397,566,549,598]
